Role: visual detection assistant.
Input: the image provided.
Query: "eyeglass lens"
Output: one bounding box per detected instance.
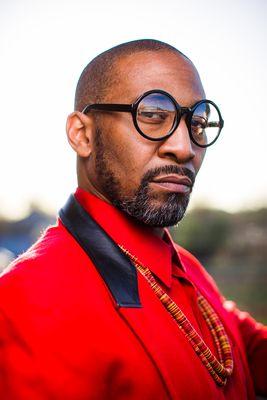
[191,102,220,146]
[137,93,176,140]
[136,93,221,146]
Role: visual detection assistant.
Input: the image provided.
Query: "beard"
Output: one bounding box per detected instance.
[94,128,195,227]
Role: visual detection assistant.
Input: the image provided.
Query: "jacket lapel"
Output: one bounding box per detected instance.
[59,195,141,308]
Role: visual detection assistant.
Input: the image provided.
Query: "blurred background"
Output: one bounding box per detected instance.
[0,0,266,327]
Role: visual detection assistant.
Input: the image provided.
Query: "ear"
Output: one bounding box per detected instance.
[66,111,94,157]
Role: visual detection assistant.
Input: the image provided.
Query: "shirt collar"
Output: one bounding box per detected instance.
[74,188,185,288]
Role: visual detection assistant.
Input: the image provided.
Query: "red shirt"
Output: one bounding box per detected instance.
[0,187,266,399]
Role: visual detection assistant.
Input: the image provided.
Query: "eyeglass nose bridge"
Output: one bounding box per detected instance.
[179,106,192,118]
[173,106,192,134]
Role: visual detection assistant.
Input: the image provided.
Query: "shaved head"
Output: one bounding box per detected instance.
[74,39,191,111]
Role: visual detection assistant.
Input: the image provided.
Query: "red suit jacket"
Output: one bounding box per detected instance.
[0,189,266,399]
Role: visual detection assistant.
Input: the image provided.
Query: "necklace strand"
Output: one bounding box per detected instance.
[120,245,234,386]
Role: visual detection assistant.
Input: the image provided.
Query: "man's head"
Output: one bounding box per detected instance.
[67,39,207,227]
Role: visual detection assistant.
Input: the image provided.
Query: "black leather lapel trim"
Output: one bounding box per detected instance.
[59,195,141,308]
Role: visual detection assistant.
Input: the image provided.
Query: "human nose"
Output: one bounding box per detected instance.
[158,117,195,163]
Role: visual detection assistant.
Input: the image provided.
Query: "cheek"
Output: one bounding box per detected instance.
[100,118,154,182]
[193,147,206,174]
[109,141,150,190]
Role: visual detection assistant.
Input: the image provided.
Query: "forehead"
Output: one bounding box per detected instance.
[109,51,205,106]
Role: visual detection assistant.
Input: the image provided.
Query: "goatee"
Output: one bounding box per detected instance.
[94,128,195,227]
[112,165,195,227]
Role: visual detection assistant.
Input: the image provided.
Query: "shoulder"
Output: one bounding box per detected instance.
[1,221,71,280]
[0,220,113,311]
[0,221,90,302]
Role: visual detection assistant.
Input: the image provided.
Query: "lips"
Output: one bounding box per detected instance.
[151,174,193,194]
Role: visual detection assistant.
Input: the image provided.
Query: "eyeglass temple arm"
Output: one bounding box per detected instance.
[82,104,132,114]
[208,120,224,128]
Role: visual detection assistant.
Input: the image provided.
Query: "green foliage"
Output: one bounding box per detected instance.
[171,209,231,263]
[170,207,267,323]
[170,207,267,266]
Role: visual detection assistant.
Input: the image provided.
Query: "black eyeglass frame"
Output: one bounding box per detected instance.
[82,89,224,148]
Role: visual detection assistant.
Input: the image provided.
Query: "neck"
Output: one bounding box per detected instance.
[78,178,112,205]
[152,227,165,238]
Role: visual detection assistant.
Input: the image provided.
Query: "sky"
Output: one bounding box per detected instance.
[0,0,266,219]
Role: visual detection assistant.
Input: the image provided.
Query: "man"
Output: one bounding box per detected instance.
[0,39,266,399]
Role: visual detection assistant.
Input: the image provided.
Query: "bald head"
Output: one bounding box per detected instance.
[74,39,192,112]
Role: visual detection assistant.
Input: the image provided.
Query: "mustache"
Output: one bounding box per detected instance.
[141,165,196,186]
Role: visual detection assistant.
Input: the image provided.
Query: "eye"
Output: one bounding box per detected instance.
[138,109,169,122]
[138,108,174,126]
[191,116,208,134]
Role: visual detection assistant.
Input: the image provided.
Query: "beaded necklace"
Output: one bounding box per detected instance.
[120,245,234,386]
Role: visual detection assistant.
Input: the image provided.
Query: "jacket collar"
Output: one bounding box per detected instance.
[59,194,141,308]
[75,188,185,289]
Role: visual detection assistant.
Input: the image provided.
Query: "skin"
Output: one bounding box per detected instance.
[66,50,206,236]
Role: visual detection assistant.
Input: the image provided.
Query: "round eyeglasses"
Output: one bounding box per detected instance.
[82,89,224,148]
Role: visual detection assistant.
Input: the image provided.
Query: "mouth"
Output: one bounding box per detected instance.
[151,174,193,194]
